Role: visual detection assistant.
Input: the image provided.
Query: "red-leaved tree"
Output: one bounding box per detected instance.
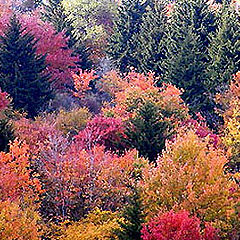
[141,210,219,240]
[0,13,78,90]
[74,115,126,151]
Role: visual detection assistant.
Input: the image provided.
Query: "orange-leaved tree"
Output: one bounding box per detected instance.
[0,139,42,202]
[72,69,98,99]
[0,200,41,240]
[0,139,43,239]
[101,71,188,123]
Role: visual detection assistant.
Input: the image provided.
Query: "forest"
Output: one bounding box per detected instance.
[0,0,240,239]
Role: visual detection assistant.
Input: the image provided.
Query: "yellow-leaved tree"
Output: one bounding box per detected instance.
[141,130,240,237]
[59,208,123,240]
[219,72,240,173]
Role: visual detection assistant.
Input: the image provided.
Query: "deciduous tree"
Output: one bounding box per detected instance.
[142,130,240,236]
[141,210,219,240]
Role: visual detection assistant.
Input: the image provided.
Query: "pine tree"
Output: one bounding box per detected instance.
[206,0,240,95]
[134,0,168,75]
[0,15,52,117]
[42,0,92,70]
[161,0,217,115]
[125,101,170,163]
[108,0,150,72]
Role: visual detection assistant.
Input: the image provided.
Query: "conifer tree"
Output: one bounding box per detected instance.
[42,0,92,70]
[115,160,145,240]
[161,0,217,114]
[116,187,144,240]
[0,15,52,117]
[206,0,240,95]
[125,101,170,163]
[135,0,168,75]
[108,0,150,72]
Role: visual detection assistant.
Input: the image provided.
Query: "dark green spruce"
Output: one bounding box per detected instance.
[161,0,217,116]
[108,0,150,72]
[0,116,14,152]
[206,0,240,95]
[0,15,52,117]
[115,187,144,240]
[134,0,168,75]
[114,160,145,240]
[125,101,170,163]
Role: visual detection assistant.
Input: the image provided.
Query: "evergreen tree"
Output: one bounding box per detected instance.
[0,102,18,152]
[108,0,150,72]
[161,0,217,115]
[42,0,92,70]
[134,0,168,75]
[125,101,170,163]
[0,15,52,117]
[114,160,145,240]
[115,187,144,240]
[206,0,240,95]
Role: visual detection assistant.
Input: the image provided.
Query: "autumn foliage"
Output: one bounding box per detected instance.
[0,139,42,201]
[59,208,123,240]
[141,210,219,240]
[74,115,125,151]
[0,13,78,90]
[218,72,240,172]
[1,2,240,237]
[73,69,98,98]
[0,140,42,239]
[0,65,238,239]
[0,200,41,240]
[141,130,239,236]
[101,71,188,123]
